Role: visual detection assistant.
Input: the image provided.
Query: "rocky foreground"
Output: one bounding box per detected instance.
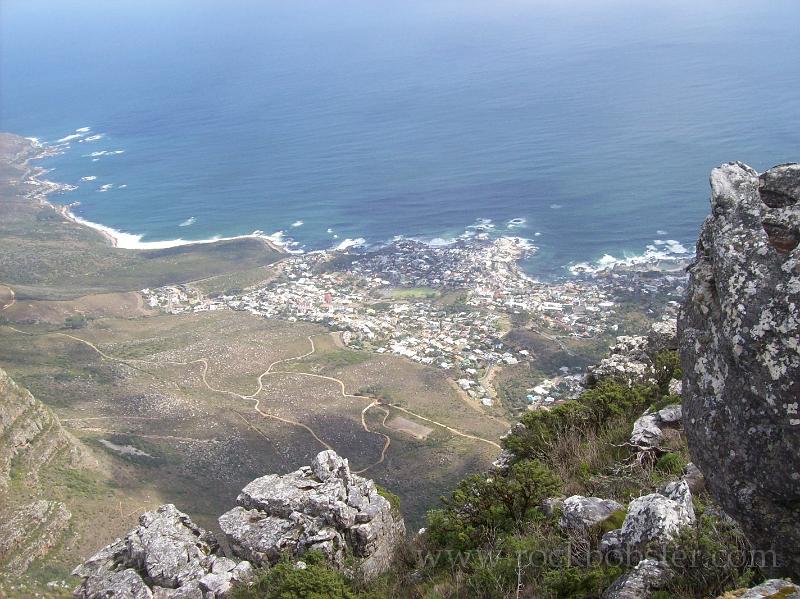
[72,450,405,598]
[680,162,800,577]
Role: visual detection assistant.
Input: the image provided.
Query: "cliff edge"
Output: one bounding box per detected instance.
[680,162,800,577]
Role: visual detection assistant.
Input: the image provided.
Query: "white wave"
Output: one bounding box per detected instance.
[427,237,458,247]
[76,127,91,133]
[467,218,495,231]
[507,217,527,229]
[656,230,667,235]
[534,231,542,237]
[80,176,97,182]
[550,204,563,209]
[334,238,366,251]
[85,150,124,157]
[291,220,304,228]
[118,184,127,189]
[91,158,100,162]
[569,239,694,275]
[97,184,113,193]
[64,209,291,251]
[327,228,334,234]
[79,134,104,143]
[56,133,83,143]
[179,217,196,227]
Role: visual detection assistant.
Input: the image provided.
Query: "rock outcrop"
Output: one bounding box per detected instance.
[558,496,623,532]
[73,451,405,597]
[0,500,71,572]
[586,319,678,387]
[680,162,800,577]
[72,504,246,599]
[603,558,672,599]
[0,366,76,491]
[719,579,800,598]
[219,450,405,580]
[629,404,682,451]
[601,480,695,558]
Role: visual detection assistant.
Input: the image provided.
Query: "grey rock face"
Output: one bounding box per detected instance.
[679,161,800,577]
[603,559,672,599]
[219,450,405,580]
[586,319,678,387]
[72,504,245,599]
[732,579,800,598]
[682,462,705,495]
[558,496,624,532]
[602,481,695,558]
[629,404,682,451]
[0,500,71,573]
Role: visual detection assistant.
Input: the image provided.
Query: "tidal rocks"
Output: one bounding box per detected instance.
[219,450,405,580]
[680,162,800,576]
[558,496,623,532]
[72,504,244,599]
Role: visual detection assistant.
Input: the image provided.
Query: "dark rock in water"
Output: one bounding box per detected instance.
[680,161,800,577]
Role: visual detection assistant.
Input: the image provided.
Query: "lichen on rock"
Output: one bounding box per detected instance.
[680,161,800,577]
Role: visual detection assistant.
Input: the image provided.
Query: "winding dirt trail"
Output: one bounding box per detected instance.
[3,326,501,472]
[0,284,16,312]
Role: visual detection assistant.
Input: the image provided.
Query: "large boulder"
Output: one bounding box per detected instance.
[601,481,695,559]
[219,450,405,580]
[679,162,800,577]
[72,504,247,599]
[603,558,672,599]
[558,496,624,532]
[629,404,682,451]
[720,579,800,598]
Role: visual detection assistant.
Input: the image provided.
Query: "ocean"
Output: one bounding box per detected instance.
[1,0,798,277]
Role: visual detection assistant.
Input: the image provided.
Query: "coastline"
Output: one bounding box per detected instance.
[21,135,289,256]
[15,131,693,276]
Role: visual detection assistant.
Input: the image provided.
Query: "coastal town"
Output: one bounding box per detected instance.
[142,236,687,410]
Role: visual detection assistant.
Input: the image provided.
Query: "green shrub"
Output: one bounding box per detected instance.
[543,565,624,599]
[376,484,401,515]
[660,510,761,598]
[232,551,359,599]
[654,350,682,393]
[503,381,657,463]
[655,452,684,476]
[426,460,562,551]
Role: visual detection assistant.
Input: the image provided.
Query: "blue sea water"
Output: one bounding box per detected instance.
[1,0,799,276]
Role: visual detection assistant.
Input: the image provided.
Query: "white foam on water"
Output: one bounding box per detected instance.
[179,217,196,227]
[75,127,91,133]
[507,217,527,229]
[118,184,127,189]
[291,220,304,227]
[79,134,104,143]
[97,184,113,192]
[56,133,83,143]
[334,238,366,251]
[550,204,563,209]
[569,238,694,275]
[80,176,97,182]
